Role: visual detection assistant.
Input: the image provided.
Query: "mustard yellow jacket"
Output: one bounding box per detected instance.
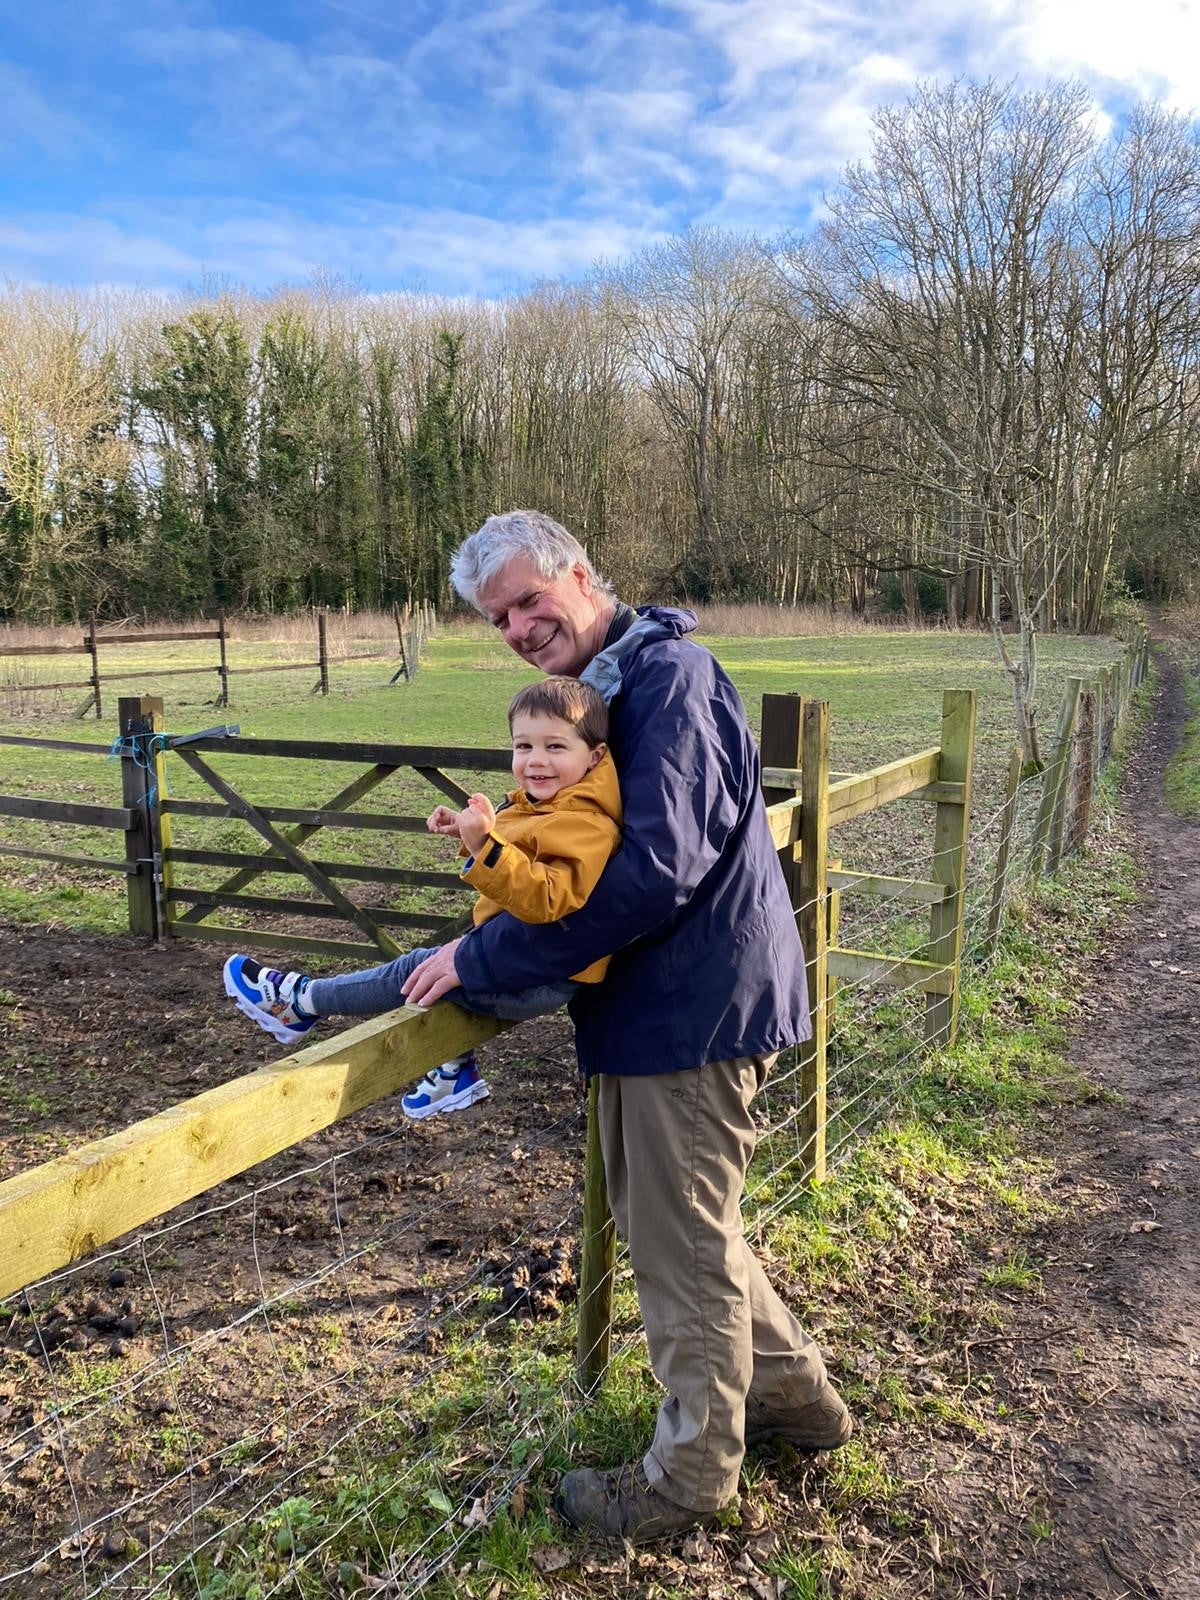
[460,752,622,983]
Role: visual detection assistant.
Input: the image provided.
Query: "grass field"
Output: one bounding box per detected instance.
[0,619,1121,937]
[0,621,1146,1599]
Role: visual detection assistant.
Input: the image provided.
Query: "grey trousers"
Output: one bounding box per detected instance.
[597,1054,829,1510]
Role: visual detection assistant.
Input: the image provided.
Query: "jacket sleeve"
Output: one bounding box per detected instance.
[455,646,756,993]
[461,810,621,923]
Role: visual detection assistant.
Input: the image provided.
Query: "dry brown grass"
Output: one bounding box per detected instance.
[1163,599,1200,644]
[0,600,958,659]
[688,600,952,636]
[0,610,407,657]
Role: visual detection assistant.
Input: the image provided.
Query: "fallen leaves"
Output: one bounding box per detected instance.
[530,1543,572,1574]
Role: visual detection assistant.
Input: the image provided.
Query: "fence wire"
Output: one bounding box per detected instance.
[0,665,1140,1598]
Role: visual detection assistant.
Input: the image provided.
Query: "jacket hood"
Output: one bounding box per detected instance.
[580,606,697,705]
[634,605,697,637]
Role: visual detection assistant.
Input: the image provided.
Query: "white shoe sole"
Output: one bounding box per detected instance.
[223,957,316,1049]
[402,1078,491,1120]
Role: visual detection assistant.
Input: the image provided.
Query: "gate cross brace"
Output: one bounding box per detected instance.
[171,749,404,956]
[174,762,401,926]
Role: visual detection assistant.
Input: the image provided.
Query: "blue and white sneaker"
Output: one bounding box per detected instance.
[401,1053,490,1120]
[223,954,318,1046]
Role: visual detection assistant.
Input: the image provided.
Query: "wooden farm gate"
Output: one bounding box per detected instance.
[116,696,512,959]
[0,628,1152,1390]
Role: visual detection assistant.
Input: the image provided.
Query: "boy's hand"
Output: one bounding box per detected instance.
[427,804,462,837]
[426,795,496,853]
[457,793,495,854]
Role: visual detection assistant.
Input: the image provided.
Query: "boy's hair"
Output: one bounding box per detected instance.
[508,677,608,749]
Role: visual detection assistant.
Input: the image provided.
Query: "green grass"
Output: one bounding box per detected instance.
[0,620,1145,1599]
[160,763,1143,1600]
[0,622,1121,936]
[1164,662,1200,817]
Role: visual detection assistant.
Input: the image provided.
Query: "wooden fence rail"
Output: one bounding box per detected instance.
[0,625,1153,1394]
[0,607,435,719]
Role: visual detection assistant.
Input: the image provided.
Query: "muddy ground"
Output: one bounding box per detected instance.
[0,933,589,1595]
[0,654,1198,1599]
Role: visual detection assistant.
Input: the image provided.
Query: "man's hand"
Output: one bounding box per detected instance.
[402,937,464,1007]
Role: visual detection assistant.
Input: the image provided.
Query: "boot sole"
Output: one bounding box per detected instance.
[745,1419,853,1452]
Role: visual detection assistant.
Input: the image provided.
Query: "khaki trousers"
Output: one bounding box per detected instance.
[597,1054,829,1510]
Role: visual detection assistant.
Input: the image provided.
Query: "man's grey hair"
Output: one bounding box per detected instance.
[451,510,613,612]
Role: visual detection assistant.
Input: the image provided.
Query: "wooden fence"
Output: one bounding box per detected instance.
[0,604,434,719]
[0,629,1152,1392]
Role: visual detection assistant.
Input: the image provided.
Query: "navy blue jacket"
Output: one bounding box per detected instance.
[454,607,811,1076]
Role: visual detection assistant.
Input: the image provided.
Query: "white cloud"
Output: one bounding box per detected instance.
[0,203,668,297]
[1010,0,1200,112]
[123,23,439,170]
[0,64,96,156]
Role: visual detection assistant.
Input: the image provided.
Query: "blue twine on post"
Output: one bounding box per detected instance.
[108,732,171,808]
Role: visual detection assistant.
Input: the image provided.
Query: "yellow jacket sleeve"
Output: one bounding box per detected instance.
[461,809,620,924]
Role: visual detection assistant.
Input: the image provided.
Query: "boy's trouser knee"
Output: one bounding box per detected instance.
[597,1057,828,1510]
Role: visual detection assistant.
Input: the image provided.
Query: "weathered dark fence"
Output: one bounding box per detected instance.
[0,626,1152,1389]
[0,607,435,719]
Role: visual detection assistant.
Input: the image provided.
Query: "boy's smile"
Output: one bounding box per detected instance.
[510,712,605,802]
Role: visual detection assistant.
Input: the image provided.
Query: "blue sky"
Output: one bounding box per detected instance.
[1,0,1197,296]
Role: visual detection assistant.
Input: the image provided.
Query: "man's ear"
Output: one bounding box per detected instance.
[587,741,608,770]
[571,562,593,596]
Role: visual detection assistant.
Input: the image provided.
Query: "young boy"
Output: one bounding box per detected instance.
[223,677,621,1118]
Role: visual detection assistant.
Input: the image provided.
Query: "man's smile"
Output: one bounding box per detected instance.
[525,626,559,655]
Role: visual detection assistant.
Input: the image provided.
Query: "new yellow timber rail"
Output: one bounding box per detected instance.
[0,1002,510,1304]
[0,693,976,1392]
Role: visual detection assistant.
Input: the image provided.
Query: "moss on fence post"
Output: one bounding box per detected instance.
[575,1077,615,1394]
[120,695,165,940]
[924,688,976,1047]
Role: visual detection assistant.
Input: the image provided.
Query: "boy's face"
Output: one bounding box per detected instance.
[510,712,605,801]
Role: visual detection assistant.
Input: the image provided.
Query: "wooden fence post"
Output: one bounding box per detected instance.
[797,699,829,1183]
[1102,665,1116,761]
[87,616,102,720]
[1065,686,1097,856]
[317,612,330,696]
[984,744,1023,961]
[150,716,175,942]
[119,695,165,939]
[1047,677,1084,875]
[575,1077,615,1393]
[217,609,229,707]
[1029,676,1081,880]
[760,693,805,911]
[924,689,976,1047]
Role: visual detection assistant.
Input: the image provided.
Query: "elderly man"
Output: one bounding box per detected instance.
[405,510,850,1542]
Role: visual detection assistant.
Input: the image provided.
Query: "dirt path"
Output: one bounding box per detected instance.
[946,653,1200,1598]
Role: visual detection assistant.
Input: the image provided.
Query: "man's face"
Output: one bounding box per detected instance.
[478,556,605,678]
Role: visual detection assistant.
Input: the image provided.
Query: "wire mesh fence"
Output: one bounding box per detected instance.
[0,637,1147,1597]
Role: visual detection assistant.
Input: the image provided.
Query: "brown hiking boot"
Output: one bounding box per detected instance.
[557,1460,719,1544]
[744,1381,853,1452]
